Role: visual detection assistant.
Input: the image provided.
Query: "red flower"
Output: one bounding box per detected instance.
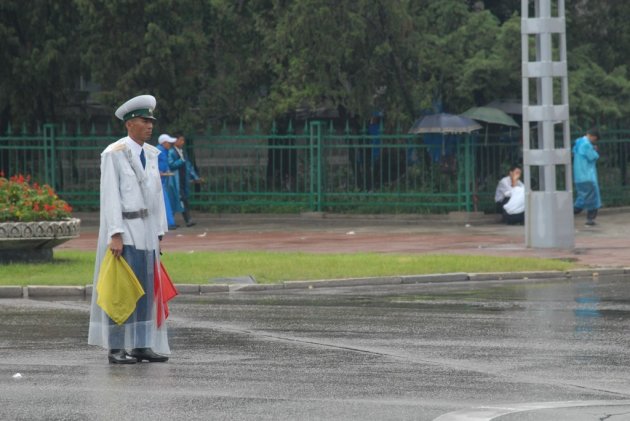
[0,173,73,222]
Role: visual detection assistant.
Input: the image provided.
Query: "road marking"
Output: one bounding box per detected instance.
[433,400,630,420]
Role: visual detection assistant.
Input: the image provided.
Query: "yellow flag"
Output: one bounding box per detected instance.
[96,249,145,325]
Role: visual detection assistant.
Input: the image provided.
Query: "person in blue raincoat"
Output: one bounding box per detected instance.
[168,134,201,227]
[156,134,177,229]
[573,128,601,226]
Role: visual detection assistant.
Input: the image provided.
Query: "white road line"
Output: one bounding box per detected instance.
[433,400,630,421]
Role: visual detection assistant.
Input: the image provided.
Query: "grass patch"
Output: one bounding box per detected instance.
[0,250,575,286]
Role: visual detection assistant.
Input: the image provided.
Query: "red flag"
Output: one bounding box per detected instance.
[154,260,178,328]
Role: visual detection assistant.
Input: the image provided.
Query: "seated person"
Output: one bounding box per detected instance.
[494,164,524,218]
[502,184,525,225]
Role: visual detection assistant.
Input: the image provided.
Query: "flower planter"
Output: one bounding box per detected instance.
[0,218,81,263]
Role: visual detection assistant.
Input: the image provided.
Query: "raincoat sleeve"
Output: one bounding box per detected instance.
[146,148,168,237]
[573,138,600,184]
[168,148,185,170]
[101,151,125,239]
[579,141,599,162]
[186,161,200,181]
[156,179,168,237]
[158,148,170,173]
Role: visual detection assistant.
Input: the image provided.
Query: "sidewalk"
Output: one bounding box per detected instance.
[61,208,630,268]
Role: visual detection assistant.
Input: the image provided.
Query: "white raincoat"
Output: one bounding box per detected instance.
[88,137,170,354]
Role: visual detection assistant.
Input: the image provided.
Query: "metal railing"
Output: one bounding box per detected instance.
[1,122,629,213]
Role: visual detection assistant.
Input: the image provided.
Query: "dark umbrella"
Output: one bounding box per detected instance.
[408,113,482,134]
[460,106,520,127]
[408,113,481,158]
[484,99,522,115]
[461,106,520,144]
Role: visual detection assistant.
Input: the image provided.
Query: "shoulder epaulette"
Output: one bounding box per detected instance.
[143,143,160,156]
[102,139,128,155]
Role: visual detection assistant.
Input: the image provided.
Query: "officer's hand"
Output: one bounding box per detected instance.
[109,234,123,258]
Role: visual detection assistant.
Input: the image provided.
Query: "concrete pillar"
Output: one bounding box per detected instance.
[521,0,574,248]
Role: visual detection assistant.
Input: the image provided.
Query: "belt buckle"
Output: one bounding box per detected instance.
[122,209,148,219]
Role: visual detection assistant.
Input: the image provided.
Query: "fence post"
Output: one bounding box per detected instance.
[457,135,473,212]
[464,135,473,212]
[455,142,468,211]
[43,123,56,188]
[309,121,323,211]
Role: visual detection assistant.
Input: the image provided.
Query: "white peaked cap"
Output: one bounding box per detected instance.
[158,134,177,144]
[115,95,157,121]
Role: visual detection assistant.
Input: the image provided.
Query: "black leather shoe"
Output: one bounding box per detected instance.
[108,349,137,364]
[130,348,169,363]
[186,221,196,227]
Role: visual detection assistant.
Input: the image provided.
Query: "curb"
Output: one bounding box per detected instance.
[26,286,85,298]
[282,276,402,290]
[0,268,628,299]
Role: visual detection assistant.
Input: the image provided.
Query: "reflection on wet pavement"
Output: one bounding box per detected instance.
[1,276,630,420]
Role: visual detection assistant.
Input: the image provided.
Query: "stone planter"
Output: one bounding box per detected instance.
[0,218,81,263]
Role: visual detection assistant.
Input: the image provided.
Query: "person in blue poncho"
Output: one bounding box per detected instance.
[573,128,601,226]
[157,134,177,230]
[168,134,201,227]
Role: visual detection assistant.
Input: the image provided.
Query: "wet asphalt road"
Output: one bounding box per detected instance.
[1,277,630,420]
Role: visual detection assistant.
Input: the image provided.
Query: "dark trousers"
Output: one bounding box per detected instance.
[181,196,191,223]
[495,199,509,215]
[504,211,524,225]
[575,207,598,222]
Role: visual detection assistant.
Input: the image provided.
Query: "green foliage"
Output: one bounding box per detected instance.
[568,53,630,123]
[75,0,211,132]
[455,14,521,108]
[2,1,630,131]
[0,0,82,128]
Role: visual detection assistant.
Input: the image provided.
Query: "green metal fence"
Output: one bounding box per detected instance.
[1,122,629,213]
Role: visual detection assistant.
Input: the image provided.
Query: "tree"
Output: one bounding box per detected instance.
[75,0,211,132]
[203,0,271,125]
[455,13,521,108]
[467,0,520,23]
[3,0,630,131]
[254,0,378,122]
[0,1,82,130]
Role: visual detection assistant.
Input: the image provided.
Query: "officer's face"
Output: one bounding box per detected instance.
[126,117,154,143]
